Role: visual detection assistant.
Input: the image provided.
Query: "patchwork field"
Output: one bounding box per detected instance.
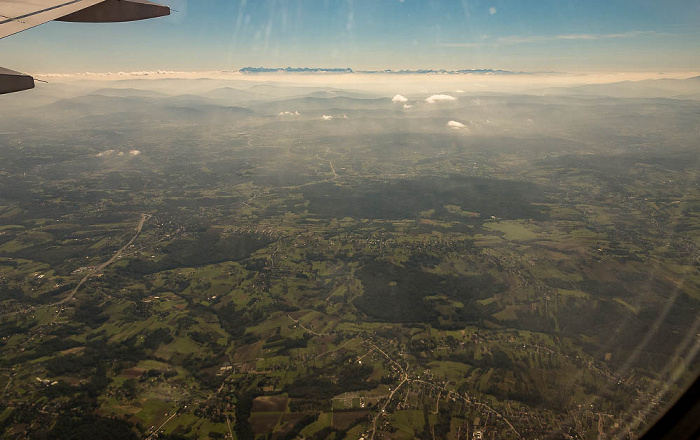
[0,75,699,439]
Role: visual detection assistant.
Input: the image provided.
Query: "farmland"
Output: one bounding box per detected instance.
[0,75,699,439]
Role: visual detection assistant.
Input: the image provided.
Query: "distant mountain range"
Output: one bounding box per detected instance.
[239,67,527,75]
[240,67,353,74]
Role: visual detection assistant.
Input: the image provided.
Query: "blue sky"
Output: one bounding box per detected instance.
[1,0,699,73]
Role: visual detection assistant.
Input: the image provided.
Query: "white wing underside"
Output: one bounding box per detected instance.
[0,0,104,39]
[0,0,169,94]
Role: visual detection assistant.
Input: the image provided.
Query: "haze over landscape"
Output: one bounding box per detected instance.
[0,69,699,439]
[1,1,700,439]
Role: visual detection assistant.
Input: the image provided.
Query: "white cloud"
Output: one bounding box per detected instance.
[489,7,497,15]
[278,111,300,116]
[322,115,333,120]
[447,120,467,130]
[97,149,141,157]
[39,73,75,78]
[455,89,465,93]
[34,70,241,79]
[426,94,456,104]
[392,94,408,102]
[403,104,414,109]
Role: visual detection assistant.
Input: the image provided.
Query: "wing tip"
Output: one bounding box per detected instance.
[0,67,35,95]
[57,0,171,23]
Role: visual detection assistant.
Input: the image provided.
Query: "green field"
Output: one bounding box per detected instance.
[0,76,698,440]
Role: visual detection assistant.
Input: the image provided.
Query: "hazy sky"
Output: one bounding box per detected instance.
[1,0,699,73]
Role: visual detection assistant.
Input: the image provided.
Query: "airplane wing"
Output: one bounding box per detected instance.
[0,0,106,39]
[0,0,170,94]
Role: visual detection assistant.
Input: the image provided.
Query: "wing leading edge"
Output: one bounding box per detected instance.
[0,66,34,94]
[0,0,105,39]
[0,0,170,94]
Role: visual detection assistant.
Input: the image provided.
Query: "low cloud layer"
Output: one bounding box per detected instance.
[392,94,408,102]
[39,70,201,78]
[447,120,467,130]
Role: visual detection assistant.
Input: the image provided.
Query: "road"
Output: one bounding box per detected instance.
[226,415,235,439]
[145,412,177,440]
[58,213,151,306]
[370,373,409,440]
[48,214,151,324]
[364,340,523,440]
[0,373,12,400]
[286,314,328,337]
[315,338,358,360]
[0,214,152,321]
[286,315,525,439]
